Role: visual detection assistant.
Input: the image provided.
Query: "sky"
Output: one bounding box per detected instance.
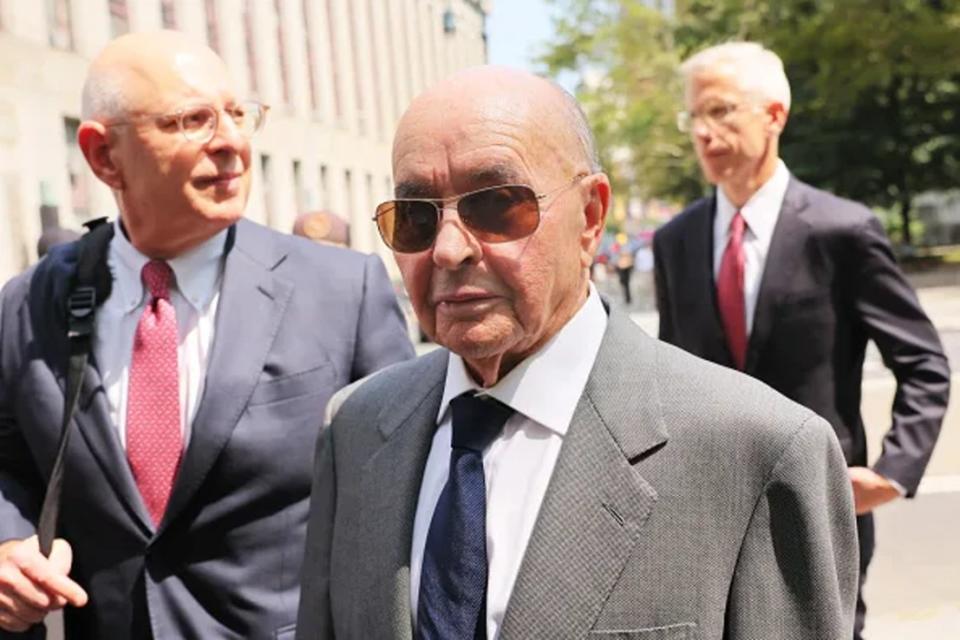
[485,0,558,76]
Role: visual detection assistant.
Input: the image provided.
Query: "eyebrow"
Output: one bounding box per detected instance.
[394,164,526,199]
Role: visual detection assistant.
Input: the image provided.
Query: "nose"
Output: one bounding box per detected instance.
[431,207,481,270]
[206,110,247,154]
[691,117,713,142]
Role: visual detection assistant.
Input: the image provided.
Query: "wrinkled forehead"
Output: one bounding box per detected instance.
[392,91,575,198]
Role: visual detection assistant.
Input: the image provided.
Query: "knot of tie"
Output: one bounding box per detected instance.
[450,393,514,452]
[730,210,746,239]
[141,260,173,301]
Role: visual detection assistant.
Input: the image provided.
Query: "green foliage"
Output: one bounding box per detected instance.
[540,0,960,244]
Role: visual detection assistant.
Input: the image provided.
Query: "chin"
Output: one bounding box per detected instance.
[435,317,522,362]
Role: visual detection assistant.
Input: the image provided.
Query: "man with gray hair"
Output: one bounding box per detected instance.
[654,41,951,639]
[297,65,858,639]
[0,30,413,638]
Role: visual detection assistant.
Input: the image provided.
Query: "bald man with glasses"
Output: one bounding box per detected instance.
[0,31,413,639]
[297,66,858,640]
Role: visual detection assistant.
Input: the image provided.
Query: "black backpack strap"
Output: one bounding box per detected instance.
[37,217,114,556]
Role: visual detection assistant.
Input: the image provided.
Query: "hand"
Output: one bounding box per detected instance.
[848,467,902,515]
[0,536,88,632]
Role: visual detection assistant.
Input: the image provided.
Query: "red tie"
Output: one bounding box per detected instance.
[717,211,748,370]
[126,260,183,526]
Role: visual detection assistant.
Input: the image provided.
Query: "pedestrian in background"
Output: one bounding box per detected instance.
[0,30,412,638]
[653,41,951,640]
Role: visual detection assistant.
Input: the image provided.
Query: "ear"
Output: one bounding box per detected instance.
[766,101,788,136]
[580,173,611,269]
[78,121,124,190]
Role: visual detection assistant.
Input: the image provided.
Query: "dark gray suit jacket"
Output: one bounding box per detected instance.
[654,177,951,495]
[297,308,859,639]
[0,219,415,639]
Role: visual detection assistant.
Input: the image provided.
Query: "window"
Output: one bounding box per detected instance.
[47,0,73,50]
[344,169,354,224]
[366,0,384,138]
[64,118,90,220]
[345,0,365,134]
[260,154,273,225]
[319,165,329,209]
[243,0,259,95]
[302,0,319,111]
[205,0,220,53]
[108,0,129,37]
[274,0,290,104]
[160,0,177,28]
[293,160,304,212]
[381,0,401,122]
[326,0,343,121]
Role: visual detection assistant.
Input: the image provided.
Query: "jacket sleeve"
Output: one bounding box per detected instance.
[0,280,44,544]
[852,215,951,495]
[350,254,415,381]
[296,423,337,639]
[652,232,674,343]
[726,415,859,640]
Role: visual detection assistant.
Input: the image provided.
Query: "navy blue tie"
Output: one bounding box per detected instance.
[416,392,514,640]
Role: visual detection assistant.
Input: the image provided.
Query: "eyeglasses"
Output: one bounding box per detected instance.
[676,101,757,133]
[101,101,270,143]
[374,174,587,253]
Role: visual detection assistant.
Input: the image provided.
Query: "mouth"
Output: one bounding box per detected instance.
[194,172,242,189]
[432,290,500,310]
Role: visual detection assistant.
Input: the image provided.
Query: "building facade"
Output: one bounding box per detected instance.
[0,0,489,284]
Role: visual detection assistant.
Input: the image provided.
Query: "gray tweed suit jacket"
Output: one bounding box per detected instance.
[297,307,859,639]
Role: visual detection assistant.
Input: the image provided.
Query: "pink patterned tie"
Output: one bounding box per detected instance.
[717,211,748,370]
[126,260,183,526]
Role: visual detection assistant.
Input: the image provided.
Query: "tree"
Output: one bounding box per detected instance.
[540,0,706,207]
[542,0,960,245]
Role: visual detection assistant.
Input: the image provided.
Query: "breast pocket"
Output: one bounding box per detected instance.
[589,622,699,639]
[248,363,336,407]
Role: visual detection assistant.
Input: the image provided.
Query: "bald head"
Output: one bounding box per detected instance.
[394,66,600,176]
[81,30,227,121]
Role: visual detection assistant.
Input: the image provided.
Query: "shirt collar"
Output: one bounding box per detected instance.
[716,159,790,242]
[437,283,608,436]
[109,218,229,314]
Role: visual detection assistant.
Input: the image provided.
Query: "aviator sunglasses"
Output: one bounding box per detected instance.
[374,174,587,253]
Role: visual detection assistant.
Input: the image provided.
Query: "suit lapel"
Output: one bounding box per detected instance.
[683,196,732,365]
[160,221,294,532]
[37,249,154,533]
[498,311,665,638]
[352,351,448,639]
[745,178,811,373]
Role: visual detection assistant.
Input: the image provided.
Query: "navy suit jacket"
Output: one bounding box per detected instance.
[0,219,414,639]
[653,177,950,495]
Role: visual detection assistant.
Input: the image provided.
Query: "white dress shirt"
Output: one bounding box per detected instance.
[409,284,608,640]
[94,220,228,448]
[713,159,791,333]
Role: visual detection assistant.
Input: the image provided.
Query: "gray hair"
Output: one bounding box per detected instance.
[680,41,792,112]
[81,71,129,121]
[555,84,602,173]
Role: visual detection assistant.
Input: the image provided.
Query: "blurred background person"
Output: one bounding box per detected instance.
[292,210,350,248]
[36,227,81,258]
[653,41,951,640]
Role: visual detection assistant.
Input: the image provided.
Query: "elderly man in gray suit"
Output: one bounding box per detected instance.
[0,31,413,638]
[296,66,859,639]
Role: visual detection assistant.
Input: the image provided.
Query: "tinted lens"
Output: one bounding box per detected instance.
[458,185,540,243]
[375,200,439,253]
